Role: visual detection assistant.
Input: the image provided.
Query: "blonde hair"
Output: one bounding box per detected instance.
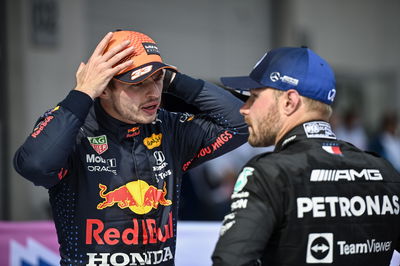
[271,88,332,120]
[302,96,333,119]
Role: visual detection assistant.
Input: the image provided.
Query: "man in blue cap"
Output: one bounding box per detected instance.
[212,47,400,266]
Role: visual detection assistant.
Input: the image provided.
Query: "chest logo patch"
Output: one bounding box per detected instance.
[97,180,172,215]
[144,133,162,149]
[234,167,254,193]
[87,135,108,155]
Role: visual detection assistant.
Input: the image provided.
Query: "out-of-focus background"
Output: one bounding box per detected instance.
[1,0,400,265]
[1,0,400,222]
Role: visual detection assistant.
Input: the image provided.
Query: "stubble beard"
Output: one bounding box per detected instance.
[248,106,281,147]
[111,97,156,125]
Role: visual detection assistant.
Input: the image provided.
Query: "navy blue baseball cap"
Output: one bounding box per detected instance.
[221,47,336,105]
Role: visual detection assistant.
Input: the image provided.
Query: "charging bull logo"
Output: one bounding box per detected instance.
[126,127,140,138]
[97,180,172,215]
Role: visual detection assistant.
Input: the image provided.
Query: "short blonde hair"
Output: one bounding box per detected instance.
[271,88,332,120]
[302,96,333,119]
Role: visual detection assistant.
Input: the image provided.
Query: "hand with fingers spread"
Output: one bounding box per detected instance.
[74,32,134,99]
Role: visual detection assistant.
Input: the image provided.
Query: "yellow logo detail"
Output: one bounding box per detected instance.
[143,133,162,149]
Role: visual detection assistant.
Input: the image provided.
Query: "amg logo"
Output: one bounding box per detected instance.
[310,169,383,182]
[337,239,392,255]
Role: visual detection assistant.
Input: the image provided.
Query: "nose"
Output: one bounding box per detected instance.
[144,78,162,97]
[239,101,250,116]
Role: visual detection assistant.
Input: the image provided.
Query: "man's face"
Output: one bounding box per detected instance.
[105,71,164,124]
[240,88,282,147]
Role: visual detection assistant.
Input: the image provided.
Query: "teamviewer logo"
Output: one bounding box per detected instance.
[306,233,333,264]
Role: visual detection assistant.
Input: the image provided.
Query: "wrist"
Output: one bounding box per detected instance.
[73,87,96,100]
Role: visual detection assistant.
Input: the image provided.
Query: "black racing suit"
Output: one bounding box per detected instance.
[212,121,400,266]
[14,73,248,266]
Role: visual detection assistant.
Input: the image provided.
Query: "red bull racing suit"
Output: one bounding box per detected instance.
[14,73,248,266]
[212,121,400,266]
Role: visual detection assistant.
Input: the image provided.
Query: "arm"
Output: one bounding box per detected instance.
[212,163,282,266]
[13,32,134,188]
[164,72,249,170]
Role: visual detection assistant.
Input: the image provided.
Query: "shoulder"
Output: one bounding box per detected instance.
[240,151,286,186]
[81,105,99,133]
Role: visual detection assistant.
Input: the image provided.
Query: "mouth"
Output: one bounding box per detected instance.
[141,101,159,115]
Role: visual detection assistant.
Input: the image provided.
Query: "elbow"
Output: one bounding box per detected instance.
[13,148,57,188]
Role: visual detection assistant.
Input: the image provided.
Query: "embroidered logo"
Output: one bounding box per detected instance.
[144,133,162,149]
[87,135,108,155]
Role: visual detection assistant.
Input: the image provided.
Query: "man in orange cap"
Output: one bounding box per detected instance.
[14,30,248,265]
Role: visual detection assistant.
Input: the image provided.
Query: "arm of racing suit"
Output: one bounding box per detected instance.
[211,160,283,266]
[164,72,248,171]
[13,90,93,188]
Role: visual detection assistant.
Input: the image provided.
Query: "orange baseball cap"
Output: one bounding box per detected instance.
[104,30,177,84]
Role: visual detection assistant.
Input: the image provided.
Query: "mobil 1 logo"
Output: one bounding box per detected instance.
[306,233,333,264]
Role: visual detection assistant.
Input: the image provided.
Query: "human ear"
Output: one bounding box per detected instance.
[99,86,112,100]
[283,89,301,116]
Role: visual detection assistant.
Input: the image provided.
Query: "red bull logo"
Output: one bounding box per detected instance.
[126,127,140,138]
[97,180,172,215]
[31,116,54,138]
[86,211,174,246]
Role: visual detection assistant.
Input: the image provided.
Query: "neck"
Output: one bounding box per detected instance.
[274,110,328,145]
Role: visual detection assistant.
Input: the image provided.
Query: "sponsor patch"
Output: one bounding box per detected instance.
[131,65,153,81]
[86,154,117,175]
[31,115,54,138]
[179,113,195,123]
[306,233,333,263]
[310,169,383,182]
[303,121,336,139]
[337,239,392,255]
[144,133,162,149]
[86,247,173,266]
[153,151,165,165]
[86,212,174,248]
[142,42,160,55]
[269,71,299,86]
[322,143,342,155]
[306,233,393,264]
[234,167,254,193]
[297,194,399,218]
[87,135,108,155]
[126,127,140,138]
[97,180,171,215]
[182,130,233,171]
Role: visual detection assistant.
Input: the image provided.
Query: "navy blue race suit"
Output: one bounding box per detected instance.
[14,73,248,266]
[212,121,400,266]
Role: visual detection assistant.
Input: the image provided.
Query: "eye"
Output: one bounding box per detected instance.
[250,92,259,99]
[130,82,143,89]
[152,74,163,82]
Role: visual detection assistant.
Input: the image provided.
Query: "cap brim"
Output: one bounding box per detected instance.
[220,76,265,90]
[114,62,177,84]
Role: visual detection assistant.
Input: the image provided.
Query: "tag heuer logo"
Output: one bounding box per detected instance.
[88,135,108,155]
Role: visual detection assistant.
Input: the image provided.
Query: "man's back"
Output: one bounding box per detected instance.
[213,122,400,266]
